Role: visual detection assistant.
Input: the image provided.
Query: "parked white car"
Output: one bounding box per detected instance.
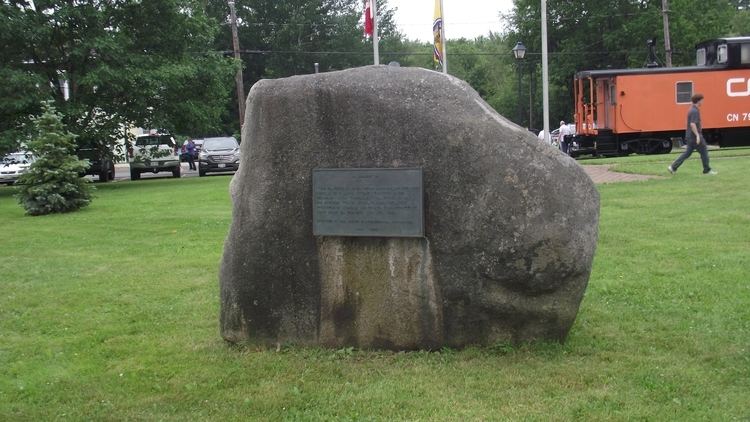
[0,152,34,185]
[127,133,181,180]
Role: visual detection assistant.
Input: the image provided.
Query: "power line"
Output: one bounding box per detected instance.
[227,8,685,29]
[226,49,641,58]
[501,8,668,23]
[223,8,674,29]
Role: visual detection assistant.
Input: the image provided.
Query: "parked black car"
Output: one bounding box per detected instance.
[77,147,115,182]
[198,137,240,177]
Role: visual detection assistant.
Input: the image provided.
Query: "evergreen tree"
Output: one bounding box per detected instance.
[17,102,92,216]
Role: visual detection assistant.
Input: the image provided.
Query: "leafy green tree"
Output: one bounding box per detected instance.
[507,0,742,126]
[446,36,517,119]
[721,0,749,36]
[206,0,403,128]
[17,101,92,216]
[0,0,235,157]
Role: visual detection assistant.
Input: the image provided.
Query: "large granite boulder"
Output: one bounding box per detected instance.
[220,65,599,350]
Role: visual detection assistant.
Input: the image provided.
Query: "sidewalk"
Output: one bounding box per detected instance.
[582,164,661,184]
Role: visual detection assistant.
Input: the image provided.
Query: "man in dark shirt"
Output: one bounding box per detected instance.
[668,93,716,175]
[186,139,196,171]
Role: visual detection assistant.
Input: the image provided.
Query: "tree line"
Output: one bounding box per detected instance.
[1,0,747,158]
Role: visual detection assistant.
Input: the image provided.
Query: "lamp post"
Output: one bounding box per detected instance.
[512,41,527,126]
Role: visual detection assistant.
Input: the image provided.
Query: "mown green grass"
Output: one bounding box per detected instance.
[578,145,750,170]
[0,156,748,420]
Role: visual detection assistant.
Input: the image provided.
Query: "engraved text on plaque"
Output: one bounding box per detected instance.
[312,168,424,237]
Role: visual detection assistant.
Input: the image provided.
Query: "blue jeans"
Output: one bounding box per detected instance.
[671,139,711,173]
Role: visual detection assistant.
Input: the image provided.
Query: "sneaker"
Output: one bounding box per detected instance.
[667,165,675,175]
[705,170,717,175]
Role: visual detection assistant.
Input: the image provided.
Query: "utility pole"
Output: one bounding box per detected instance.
[541,0,550,144]
[661,0,672,67]
[228,0,246,126]
[529,64,534,129]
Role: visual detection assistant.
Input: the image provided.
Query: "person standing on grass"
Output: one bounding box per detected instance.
[186,138,196,171]
[559,120,572,155]
[668,93,717,175]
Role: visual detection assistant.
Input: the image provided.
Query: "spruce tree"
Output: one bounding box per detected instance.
[17,102,92,216]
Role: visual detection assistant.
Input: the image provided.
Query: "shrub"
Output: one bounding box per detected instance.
[16,101,92,216]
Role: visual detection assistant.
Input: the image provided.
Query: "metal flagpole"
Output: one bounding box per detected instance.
[440,0,447,73]
[373,0,379,65]
[541,0,550,144]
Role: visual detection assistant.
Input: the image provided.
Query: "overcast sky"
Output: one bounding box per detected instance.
[387,0,515,42]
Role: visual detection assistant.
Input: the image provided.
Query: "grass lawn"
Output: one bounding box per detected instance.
[0,153,748,420]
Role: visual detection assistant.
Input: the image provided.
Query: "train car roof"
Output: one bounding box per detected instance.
[575,66,721,79]
[576,37,750,78]
[696,36,750,46]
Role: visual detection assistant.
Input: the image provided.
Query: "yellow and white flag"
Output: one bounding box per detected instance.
[432,0,444,69]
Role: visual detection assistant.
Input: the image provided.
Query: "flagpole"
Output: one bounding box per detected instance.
[440,0,447,73]
[541,0,550,144]
[372,0,379,65]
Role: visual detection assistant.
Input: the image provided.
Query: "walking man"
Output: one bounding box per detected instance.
[668,93,717,175]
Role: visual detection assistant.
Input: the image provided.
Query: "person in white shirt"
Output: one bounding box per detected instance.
[558,120,572,155]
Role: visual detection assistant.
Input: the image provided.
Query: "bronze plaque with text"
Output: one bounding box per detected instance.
[312,168,424,237]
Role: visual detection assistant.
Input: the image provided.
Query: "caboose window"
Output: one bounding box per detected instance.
[741,44,750,64]
[717,45,728,64]
[676,82,693,103]
[696,48,706,66]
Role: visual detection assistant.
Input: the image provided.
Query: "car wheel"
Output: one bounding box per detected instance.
[199,169,206,177]
[172,167,181,178]
[130,169,140,180]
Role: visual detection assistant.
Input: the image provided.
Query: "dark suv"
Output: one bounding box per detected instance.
[198,137,240,177]
[77,147,116,182]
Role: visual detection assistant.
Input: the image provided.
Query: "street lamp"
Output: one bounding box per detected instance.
[512,41,527,126]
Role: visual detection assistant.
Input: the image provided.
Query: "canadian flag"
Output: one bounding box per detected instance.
[363,0,374,37]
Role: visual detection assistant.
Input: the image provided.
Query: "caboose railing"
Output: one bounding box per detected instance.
[574,76,598,136]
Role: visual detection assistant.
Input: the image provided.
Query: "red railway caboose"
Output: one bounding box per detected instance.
[571,37,750,157]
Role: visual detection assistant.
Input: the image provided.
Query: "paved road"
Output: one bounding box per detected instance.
[111,163,235,181]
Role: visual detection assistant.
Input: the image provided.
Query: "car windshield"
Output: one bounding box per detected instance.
[204,138,238,150]
[2,152,33,164]
[136,135,175,147]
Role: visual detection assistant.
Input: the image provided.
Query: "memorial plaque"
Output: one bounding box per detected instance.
[313,168,424,237]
